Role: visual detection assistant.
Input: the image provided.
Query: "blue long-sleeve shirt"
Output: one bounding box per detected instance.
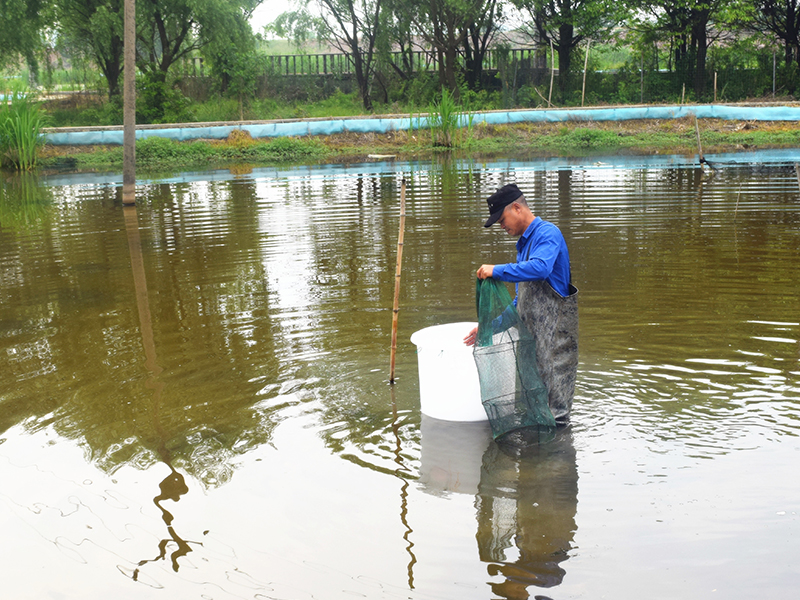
[492,217,571,298]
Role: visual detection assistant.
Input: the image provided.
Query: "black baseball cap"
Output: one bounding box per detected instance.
[484,183,524,227]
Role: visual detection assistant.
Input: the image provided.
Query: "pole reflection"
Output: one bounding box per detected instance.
[123,203,197,578]
[391,386,417,589]
[133,466,197,579]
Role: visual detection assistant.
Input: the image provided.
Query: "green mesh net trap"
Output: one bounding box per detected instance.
[473,278,556,441]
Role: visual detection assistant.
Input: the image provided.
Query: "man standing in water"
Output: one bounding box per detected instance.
[464,183,578,424]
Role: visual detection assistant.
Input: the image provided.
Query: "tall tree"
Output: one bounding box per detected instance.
[513,0,622,98]
[136,0,260,77]
[633,0,750,99]
[319,0,383,110]
[0,0,50,80]
[464,0,503,90]
[377,0,416,83]
[55,0,125,99]
[270,0,383,110]
[754,0,800,70]
[406,0,497,97]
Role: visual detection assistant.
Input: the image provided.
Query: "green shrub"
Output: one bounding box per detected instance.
[548,127,620,150]
[305,90,363,117]
[402,72,440,109]
[46,97,123,127]
[136,72,195,124]
[136,136,180,162]
[193,98,242,122]
[255,136,328,160]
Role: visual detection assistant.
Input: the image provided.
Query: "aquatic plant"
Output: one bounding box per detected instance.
[0,87,45,171]
[427,88,458,147]
[425,88,475,148]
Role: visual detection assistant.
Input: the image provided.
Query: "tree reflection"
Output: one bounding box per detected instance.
[125,200,198,578]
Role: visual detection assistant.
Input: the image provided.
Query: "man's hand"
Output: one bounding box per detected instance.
[476,264,495,279]
[463,326,478,346]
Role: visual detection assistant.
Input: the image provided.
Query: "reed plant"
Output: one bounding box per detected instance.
[425,88,475,148]
[0,87,45,170]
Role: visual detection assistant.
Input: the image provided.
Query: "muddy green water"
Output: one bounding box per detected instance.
[1,157,799,600]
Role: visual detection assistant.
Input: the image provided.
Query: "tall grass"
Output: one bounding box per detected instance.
[425,89,475,148]
[0,87,46,170]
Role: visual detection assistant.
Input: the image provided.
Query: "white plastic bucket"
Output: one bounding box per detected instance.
[410,322,487,422]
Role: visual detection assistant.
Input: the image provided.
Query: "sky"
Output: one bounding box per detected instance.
[250,0,299,35]
[248,1,528,39]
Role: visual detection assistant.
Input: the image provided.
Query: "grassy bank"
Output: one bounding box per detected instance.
[34,116,800,174]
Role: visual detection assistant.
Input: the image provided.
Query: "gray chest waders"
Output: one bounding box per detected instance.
[517,280,579,424]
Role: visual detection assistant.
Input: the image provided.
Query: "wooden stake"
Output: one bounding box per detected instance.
[548,40,554,106]
[581,40,591,107]
[694,115,705,164]
[714,71,718,102]
[389,178,407,384]
[795,163,800,192]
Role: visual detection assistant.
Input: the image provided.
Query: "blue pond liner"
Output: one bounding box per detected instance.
[43,104,800,146]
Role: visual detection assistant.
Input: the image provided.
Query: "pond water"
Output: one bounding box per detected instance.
[1,154,799,600]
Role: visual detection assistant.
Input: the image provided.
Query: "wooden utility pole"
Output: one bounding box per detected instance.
[122,0,136,205]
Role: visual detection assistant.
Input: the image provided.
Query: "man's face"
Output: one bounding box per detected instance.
[497,203,525,236]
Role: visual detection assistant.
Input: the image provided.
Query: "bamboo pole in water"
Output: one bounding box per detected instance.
[389,179,407,384]
[694,115,704,163]
[694,115,714,170]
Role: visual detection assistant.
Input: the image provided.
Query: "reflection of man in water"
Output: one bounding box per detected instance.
[133,466,195,580]
[476,429,578,599]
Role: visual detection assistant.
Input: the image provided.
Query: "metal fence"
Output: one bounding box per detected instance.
[168,47,782,105]
[264,48,541,76]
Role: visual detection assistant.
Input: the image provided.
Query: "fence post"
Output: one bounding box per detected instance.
[581,40,591,107]
[640,53,644,103]
[549,40,554,106]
